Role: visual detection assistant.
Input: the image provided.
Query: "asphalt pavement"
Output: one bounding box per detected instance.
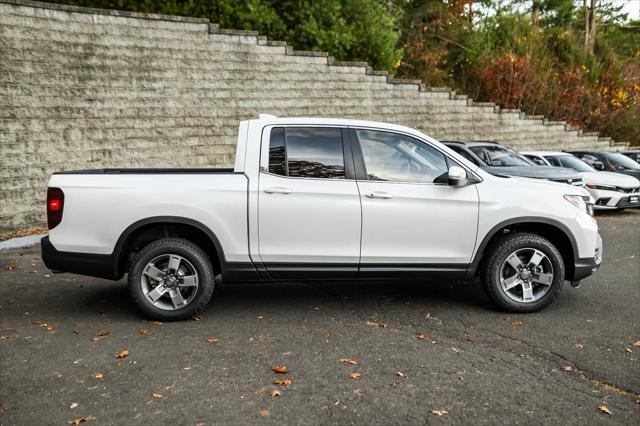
[0,210,639,425]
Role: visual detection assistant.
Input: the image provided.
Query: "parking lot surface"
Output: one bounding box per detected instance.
[1,211,639,425]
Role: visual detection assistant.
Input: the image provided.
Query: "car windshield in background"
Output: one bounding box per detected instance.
[545,155,594,173]
[602,152,640,171]
[469,146,532,167]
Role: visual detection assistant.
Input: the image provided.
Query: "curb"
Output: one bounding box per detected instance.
[0,234,46,251]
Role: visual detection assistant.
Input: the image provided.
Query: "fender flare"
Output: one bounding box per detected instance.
[467,216,579,277]
[112,216,227,277]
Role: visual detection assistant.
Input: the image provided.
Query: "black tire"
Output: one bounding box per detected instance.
[128,238,215,321]
[480,232,565,313]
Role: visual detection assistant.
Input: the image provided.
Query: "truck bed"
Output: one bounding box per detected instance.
[47,171,249,263]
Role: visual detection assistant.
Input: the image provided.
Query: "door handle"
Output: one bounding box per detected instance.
[264,186,292,194]
[365,191,393,199]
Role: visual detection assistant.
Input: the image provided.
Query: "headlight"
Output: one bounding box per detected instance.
[586,183,616,191]
[564,194,594,216]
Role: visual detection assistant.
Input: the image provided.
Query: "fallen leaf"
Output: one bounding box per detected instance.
[0,336,8,341]
[138,329,151,335]
[339,358,359,366]
[91,330,110,341]
[114,350,128,359]
[91,372,103,380]
[431,409,448,416]
[69,402,78,409]
[598,405,612,415]
[562,365,573,372]
[150,321,163,326]
[633,340,640,347]
[348,371,361,379]
[206,338,221,344]
[152,393,163,398]
[274,379,292,386]
[575,343,584,349]
[366,320,387,328]
[417,334,425,340]
[511,320,524,326]
[46,326,54,332]
[271,366,288,374]
[68,416,95,425]
[396,371,406,378]
[270,389,281,397]
[625,348,632,353]
[259,409,269,417]
[192,314,203,321]
[5,264,15,271]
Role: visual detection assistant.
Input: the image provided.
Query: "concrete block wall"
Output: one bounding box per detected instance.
[0,0,628,232]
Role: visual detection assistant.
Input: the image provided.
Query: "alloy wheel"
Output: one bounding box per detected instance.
[140,254,199,311]
[499,248,554,303]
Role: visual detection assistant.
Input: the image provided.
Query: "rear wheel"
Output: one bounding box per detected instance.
[128,238,214,321]
[480,232,565,313]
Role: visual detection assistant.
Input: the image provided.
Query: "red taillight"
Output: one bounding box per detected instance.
[47,187,64,229]
[49,199,61,211]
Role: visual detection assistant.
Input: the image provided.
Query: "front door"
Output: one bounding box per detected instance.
[258,126,361,279]
[353,128,479,278]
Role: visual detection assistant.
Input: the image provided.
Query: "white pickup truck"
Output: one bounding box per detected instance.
[42,116,602,320]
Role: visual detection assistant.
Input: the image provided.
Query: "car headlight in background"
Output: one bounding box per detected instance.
[586,183,616,191]
[564,194,594,216]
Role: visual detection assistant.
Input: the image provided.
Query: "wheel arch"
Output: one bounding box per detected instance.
[113,216,226,279]
[468,217,578,280]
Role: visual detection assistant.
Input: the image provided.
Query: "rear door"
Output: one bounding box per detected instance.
[353,128,479,278]
[257,126,361,279]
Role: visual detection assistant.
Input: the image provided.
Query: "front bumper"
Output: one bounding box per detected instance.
[587,187,640,209]
[571,233,603,281]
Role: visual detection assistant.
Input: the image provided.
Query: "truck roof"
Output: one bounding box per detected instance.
[250,115,432,137]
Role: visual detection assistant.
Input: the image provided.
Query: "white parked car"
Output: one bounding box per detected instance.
[42,116,602,320]
[522,151,640,210]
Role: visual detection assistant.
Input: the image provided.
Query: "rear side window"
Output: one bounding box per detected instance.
[544,156,562,167]
[449,145,478,165]
[267,127,345,179]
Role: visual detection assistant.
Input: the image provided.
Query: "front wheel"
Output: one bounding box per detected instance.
[480,232,565,313]
[128,238,215,321]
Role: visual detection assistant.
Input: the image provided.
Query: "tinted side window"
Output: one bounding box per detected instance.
[267,127,345,179]
[449,145,478,165]
[528,156,547,166]
[544,156,562,167]
[357,129,448,183]
[286,128,345,179]
[268,127,286,175]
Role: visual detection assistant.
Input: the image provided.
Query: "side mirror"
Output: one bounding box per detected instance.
[448,166,468,187]
[593,161,605,171]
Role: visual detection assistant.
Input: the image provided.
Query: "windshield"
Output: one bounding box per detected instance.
[602,152,640,171]
[545,155,594,172]
[469,145,532,166]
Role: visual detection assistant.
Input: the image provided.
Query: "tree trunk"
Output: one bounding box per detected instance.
[585,0,597,55]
